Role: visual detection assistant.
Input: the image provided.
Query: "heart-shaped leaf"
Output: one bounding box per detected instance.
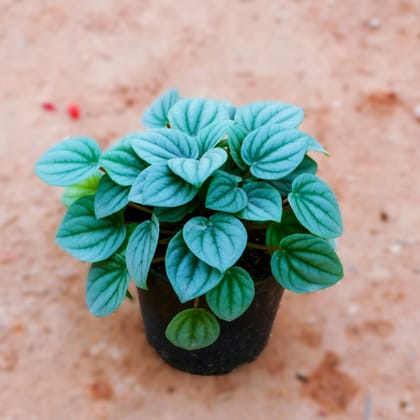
[126,215,159,289]
[241,127,308,180]
[288,174,343,239]
[99,136,148,186]
[165,231,224,302]
[131,128,199,164]
[206,267,255,321]
[86,253,130,316]
[271,233,343,293]
[235,101,304,132]
[141,88,180,128]
[56,195,126,262]
[129,163,198,207]
[205,172,248,213]
[237,182,282,222]
[94,174,130,219]
[165,308,220,350]
[168,98,230,136]
[168,148,228,187]
[183,213,247,272]
[227,123,248,170]
[196,120,233,154]
[62,171,102,207]
[35,137,101,186]
[269,156,318,196]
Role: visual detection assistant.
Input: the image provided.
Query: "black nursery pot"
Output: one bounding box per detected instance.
[137,268,284,375]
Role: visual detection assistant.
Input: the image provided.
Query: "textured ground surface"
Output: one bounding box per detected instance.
[1,1,419,419]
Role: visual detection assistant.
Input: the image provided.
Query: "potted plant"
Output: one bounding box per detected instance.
[35,89,344,375]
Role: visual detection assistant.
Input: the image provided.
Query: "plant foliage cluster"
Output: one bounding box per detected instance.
[35,89,344,350]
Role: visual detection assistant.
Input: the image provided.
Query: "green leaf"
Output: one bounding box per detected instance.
[62,171,102,207]
[205,172,248,213]
[237,182,282,222]
[206,267,255,321]
[94,174,130,218]
[167,98,230,136]
[196,120,233,154]
[35,137,101,186]
[235,101,304,132]
[99,136,148,186]
[142,88,180,128]
[126,215,159,289]
[241,127,308,180]
[288,174,343,239]
[167,148,228,187]
[269,156,318,196]
[227,123,248,170]
[271,233,343,293]
[129,163,198,207]
[154,201,198,223]
[266,209,308,246]
[307,135,329,156]
[131,128,199,164]
[183,213,247,272]
[86,253,130,316]
[56,196,126,262]
[165,308,220,350]
[165,232,224,303]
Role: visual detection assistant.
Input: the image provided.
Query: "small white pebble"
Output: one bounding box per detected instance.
[367,17,381,29]
[413,104,420,121]
[390,243,402,254]
[347,303,359,316]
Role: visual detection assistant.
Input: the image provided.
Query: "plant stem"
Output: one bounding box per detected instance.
[151,256,165,264]
[193,297,200,308]
[127,202,153,214]
[158,237,171,245]
[246,242,278,252]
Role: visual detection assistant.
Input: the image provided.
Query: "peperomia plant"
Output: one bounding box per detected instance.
[35,89,343,351]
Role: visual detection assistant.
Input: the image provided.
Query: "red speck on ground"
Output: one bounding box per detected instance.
[41,102,56,111]
[67,103,80,119]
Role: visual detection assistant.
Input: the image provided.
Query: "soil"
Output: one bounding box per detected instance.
[1,1,419,419]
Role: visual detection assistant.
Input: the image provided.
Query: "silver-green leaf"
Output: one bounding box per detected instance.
[126,215,159,289]
[86,253,130,316]
[165,231,224,303]
[56,195,126,262]
[94,174,130,219]
[131,128,199,164]
[183,213,247,272]
[168,98,231,136]
[288,174,343,239]
[241,127,308,180]
[227,123,248,170]
[237,182,282,222]
[271,233,343,293]
[99,136,148,186]
[206,267,255,321]
[167,148,228,187]
[205,172,248,213]
[142,88,180,128]
[196,119,233,154]
[165,308,220,350]
[35,137,101,186]
[235,101,304,132]
[129,163,198,207]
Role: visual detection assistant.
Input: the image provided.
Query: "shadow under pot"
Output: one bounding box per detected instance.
[137,268,284,375]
